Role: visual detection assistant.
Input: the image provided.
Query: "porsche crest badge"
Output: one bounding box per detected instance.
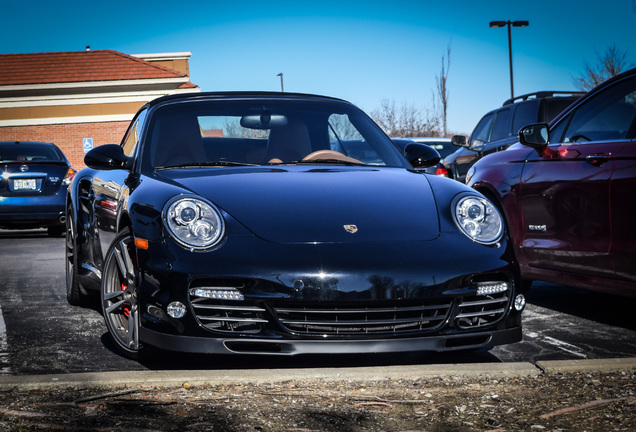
[343,224,358,234]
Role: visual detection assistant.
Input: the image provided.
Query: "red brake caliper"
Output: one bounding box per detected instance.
[121,282,131,318]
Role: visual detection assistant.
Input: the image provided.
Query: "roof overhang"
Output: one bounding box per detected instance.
[0,77,192,97]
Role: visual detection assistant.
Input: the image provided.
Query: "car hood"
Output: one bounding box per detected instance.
[158,166,440,244]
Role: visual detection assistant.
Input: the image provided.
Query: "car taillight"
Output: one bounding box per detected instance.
[63,168,77,186]
[435,167,449,177]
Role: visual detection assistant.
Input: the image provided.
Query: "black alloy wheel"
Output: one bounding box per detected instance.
[65,206,85,306]
[101,227,142,359]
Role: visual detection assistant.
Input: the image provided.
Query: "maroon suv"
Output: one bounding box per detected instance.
[467,68,636,297]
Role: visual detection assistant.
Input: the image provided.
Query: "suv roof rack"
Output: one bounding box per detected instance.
[502,91,586,106]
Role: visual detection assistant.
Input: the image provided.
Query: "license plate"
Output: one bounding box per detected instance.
[13,179,37,190]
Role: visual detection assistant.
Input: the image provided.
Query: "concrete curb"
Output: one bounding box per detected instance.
[537,357,636,373]
[0,358,634,391]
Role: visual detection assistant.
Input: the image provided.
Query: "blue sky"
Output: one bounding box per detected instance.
[2,0,635,134]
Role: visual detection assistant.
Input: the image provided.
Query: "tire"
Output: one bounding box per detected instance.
[65,206,86,306]
[101,227,143,359]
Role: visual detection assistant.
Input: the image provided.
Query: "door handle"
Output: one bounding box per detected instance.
[585,154,611,166]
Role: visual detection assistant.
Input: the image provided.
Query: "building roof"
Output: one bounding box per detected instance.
[0,49,196,87]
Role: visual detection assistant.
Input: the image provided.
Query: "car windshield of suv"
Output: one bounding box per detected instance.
[147,99,407,169]
[469,113,494,150]
[0,143,63,163]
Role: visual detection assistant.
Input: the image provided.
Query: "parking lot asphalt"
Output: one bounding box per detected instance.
[2,357,635,391]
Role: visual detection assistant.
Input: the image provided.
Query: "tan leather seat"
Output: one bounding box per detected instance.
[266,120,312,162]
[152,113,207,167]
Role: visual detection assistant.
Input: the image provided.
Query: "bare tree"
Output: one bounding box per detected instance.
[574,45,631,91]
[435,44,451,137]
[370,99,440,138]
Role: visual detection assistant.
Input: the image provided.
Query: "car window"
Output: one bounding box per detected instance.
[420,141,455,158]
[146,99,407,169]
[512,101,538,135]
[121,109,147,157]
[561,76,636,143]
[470,113,494,148]
[490,108,512,141]
[541,98,578,123]
[0,144,63,162]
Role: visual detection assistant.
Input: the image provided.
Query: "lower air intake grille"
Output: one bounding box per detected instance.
[274,300,452,335]
[190,297,267,334]
[455,291,510,329]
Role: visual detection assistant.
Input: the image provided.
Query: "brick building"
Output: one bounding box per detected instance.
[0,49,199,169]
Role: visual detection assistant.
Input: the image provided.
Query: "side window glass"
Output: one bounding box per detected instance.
[549,113,571,144]
[470,113,494,148]
[122,109,147,157]
[562,76,636,143]
[512,101,538,135]
[490,108,512,141]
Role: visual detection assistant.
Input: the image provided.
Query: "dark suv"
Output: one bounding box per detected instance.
[447,91,584,182]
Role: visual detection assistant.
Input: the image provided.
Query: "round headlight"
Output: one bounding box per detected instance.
[453,195,503,245]
[164,196,225,250]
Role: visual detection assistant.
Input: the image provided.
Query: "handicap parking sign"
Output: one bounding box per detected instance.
[83,138,93,153]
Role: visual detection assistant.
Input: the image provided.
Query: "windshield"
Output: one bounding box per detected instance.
[144,98,407,169]
[0,143,64,163]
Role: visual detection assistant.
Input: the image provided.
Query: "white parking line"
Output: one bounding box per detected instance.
[0,304,10,374]
[525,330,588,359]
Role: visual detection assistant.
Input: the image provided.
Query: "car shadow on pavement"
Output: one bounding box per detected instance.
[527,281,636,331]
[0,228,50,239]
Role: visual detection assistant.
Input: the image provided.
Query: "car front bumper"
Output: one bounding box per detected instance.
[140,325,522,355]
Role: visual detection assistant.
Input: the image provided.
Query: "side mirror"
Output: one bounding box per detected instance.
[518,123,549,148]
[84,144,131,170]
[451,135,467,147]
[404,143,441,168]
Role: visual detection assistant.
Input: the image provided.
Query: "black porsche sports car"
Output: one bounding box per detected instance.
[66,92,526,359]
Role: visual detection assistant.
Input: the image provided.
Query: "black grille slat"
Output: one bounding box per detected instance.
[281,316,447,326]
[276,303,450,314]
[274,301,452,335]
[197,316,268,323]
[189,290,266,334]
[192,304,266,312]
[455,291,511,329]
[458,297,509,308]
[456,308,506,319]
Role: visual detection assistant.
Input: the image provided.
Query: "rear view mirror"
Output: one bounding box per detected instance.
[240,113,288,129]
[519,123,549,148]
[84,144,131,171]
[451,135,467,147]
[404,143,441,168]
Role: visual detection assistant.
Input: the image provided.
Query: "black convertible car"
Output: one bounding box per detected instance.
[66,92,526,359]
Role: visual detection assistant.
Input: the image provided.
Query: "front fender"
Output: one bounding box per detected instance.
[467,148,534,271]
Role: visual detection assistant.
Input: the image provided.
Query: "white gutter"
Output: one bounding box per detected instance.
[0,88,200,108]
[0,77,190,93]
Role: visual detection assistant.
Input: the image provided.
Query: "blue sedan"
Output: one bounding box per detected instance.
[0,141,75,236]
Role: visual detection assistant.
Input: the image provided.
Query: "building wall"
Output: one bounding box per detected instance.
[0,101,143,122]
[0,121,129,169]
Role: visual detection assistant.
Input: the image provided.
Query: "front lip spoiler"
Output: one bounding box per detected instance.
[140,326,522,356]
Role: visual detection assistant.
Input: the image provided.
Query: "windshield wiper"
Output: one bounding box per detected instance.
[156,161,258,170]
[274,159,367,166]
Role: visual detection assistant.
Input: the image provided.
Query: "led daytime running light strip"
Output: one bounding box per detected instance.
[190,287,245,301]
[475,281,509,295]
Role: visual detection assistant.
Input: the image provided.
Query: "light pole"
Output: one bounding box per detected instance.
[277,73,284,92]
[489,20,529,99]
